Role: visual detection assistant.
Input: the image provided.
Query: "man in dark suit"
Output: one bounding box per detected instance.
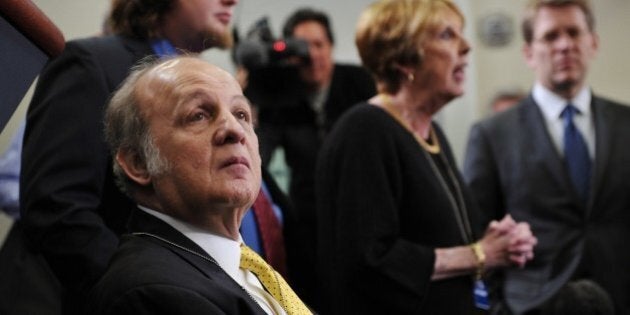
[463,0,630,314]
[19,0,238,313]
[245,8,376,305]
[88,56,310,314]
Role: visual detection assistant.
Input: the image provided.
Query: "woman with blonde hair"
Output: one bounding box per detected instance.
[316,0,537,313]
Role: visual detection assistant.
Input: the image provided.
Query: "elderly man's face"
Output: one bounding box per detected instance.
[138,58,261,220]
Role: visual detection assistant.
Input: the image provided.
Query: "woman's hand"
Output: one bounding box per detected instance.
[480,215,537,270]
[432,215,537,280]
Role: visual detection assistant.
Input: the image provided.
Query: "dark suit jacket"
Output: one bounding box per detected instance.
[463,94,630,314]
[87,208,267,315]
[20,35,301,312]
[20,35,152,300]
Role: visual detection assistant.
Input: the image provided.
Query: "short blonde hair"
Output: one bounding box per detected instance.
[355,0,463,94]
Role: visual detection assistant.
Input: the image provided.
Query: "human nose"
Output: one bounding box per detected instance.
[308,44,319,61]
[554,32,574,50]
[460,37,471,56]
[212,111,246,146]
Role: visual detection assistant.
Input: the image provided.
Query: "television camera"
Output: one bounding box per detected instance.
[234,17,314,125]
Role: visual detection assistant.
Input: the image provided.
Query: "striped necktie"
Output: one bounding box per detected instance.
[240,244,311,315]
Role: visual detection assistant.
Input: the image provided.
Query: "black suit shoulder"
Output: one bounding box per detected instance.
[473,99,525,134]
[331,63,373,82]
[328,64,375,100]
[594,95,630,115]
[65,35,153,90]
[88,235,264,315]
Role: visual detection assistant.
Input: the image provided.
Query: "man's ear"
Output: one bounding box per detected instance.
[115,150,152,186]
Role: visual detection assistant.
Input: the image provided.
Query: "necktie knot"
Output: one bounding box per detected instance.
[240,244,277,286]
[561,104,580,125]
[240,245,311,315]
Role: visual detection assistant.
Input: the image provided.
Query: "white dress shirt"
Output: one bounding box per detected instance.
[532,82,595,159]
[138,206,286,315]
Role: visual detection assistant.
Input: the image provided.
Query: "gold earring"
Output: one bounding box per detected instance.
[407,72,415,82]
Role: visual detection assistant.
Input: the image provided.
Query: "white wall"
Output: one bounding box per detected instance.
[3,0,629,165]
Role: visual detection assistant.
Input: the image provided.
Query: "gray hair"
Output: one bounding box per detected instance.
[104,57,171,196]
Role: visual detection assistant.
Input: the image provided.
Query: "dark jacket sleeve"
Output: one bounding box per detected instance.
[20,39,121,293]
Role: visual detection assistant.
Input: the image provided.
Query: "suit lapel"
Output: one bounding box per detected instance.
[589,96,612,214]
[128,209,266,312]
[520,97,575,196]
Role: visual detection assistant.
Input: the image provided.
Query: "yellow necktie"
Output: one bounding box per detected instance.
[240,244,311,315]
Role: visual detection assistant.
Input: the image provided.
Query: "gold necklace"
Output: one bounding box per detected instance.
[379,94,441,154]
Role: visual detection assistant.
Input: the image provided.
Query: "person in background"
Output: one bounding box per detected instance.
[489,88,525,114]
[19,0,238,313]
[245,7,376,306]
[315,0,537,314]
[463,0,630,313]
[88,56,311,315]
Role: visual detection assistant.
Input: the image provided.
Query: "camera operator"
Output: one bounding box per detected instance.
[243,8,376,307]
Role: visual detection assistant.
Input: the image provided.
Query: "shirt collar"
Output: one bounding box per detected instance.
[137,205,242,280]
[533,82,592,119]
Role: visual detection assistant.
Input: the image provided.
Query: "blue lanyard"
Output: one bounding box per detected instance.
[150,39,177,57]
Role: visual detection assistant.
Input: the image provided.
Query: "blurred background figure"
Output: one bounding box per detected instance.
[489,87,525,114]
[316,0,536,314]
[238,7,376,306]
[19,0,238,313]
[464,0,630,313]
